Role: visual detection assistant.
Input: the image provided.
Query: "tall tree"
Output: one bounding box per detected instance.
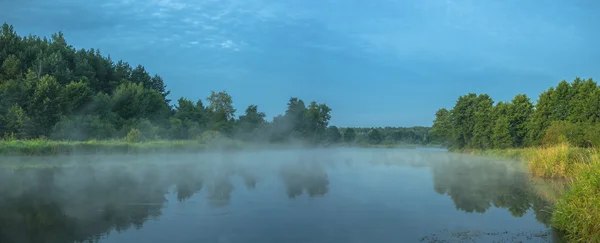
[509,94,533,147]
[343,128,356,143]
[472,94,494,149]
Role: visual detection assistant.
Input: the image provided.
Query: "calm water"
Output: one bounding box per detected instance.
[0,148,565,243]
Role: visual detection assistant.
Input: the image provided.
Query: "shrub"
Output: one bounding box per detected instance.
[126,128,141,143]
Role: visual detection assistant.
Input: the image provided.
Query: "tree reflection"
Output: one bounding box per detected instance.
[0,166,168,243]
[280,161,329,199]
[430,155,556,224]
[206,175,234,207]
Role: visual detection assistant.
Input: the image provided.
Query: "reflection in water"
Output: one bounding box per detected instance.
[0,166,168,243]
[281,161,329,199]
[0,149,563,243]
[429,155,554,226]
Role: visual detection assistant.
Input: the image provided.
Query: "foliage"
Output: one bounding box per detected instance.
[433,77,600,150]
[325,126,341,143]
[338,126,432,146]
[126,128,141,143]
[0,23,351,145]
[367,129,383,144]
[342,128,356,143]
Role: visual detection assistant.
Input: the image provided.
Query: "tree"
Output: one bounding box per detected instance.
[367,129,383,144]
[430,108,451,143]
[237,105,266,140]
[0,23,349,143]
[284,97,307,136]
[509,94,533,147]
[206,90,236,121]
[472,94,494,149]
[449,93,478,149]
[492,117,512,149]
[61,80,93,115]
[1,104,32,138]
[526,88,554,146]
[111,82,168,127]
[1,54,21,80]
[343,128,356,143]
[325,126,342,143]
[29,75,64,136]
[303,101,331,142]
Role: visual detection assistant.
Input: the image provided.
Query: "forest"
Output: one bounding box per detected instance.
[0,23,430,146]
[431,77,600,150]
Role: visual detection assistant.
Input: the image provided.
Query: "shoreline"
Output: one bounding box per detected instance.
[454,144,599,242]
[0,139,442,156]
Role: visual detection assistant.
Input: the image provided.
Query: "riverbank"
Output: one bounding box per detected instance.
[0,139,246,156]
[461,144,599,242]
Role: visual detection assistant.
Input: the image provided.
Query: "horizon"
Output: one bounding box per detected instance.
[2,0,599,127]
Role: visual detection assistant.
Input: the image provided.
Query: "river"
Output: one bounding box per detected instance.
[0,148,566,243]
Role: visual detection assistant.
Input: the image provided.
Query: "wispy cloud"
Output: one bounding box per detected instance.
[2,0,593,75]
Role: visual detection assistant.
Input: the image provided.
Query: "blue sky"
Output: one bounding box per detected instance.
[2,0,599,127]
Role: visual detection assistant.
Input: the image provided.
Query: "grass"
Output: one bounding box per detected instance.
[465,143,600,242]
[0,139,246,156]
[465,143,593,179]
[551,153,600,242]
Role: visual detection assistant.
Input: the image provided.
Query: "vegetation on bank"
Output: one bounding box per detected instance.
[0,23,435,148]
[432,74,600,242]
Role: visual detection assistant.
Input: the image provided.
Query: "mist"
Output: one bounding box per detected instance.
[0,148,565,243]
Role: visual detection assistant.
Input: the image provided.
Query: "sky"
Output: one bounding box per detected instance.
[1,0,599,127]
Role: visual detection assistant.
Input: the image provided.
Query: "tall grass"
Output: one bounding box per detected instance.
[467,143,600,242]
[551,156,600,242]
[525,143,593,179]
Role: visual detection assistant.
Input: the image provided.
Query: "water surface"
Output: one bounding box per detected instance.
[0,148,565,243]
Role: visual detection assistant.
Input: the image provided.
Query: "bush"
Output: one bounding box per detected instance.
[126,128,141,143]
[542,121,586,147]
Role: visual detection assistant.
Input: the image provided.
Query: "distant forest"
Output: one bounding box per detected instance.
[432,77,600,149]
[0,23,433,145]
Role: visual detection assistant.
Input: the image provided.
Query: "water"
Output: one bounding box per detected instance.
[0,148,565,243]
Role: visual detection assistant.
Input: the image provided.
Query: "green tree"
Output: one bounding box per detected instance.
[1,54,21,80]
[61,80,93,115]
[526,88,554,146]
[343,128,356,143]
[237,105,266,139]
[449,93,478,149]
[568,78,599,123]
[206,90,236,121]
[303,101,331,142]
[472,94,494,149]
[2,104,32,138]
[325,126,342,143]
[111,82,168,127]
[367,129,383,144]
[284,97,307,136]
[509,94,533,147]
[29,75,64,136]
[492,116,512,149]
[430,108,451,143]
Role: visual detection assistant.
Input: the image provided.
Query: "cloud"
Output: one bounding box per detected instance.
[1,0,592,75]
[220,40,238,50]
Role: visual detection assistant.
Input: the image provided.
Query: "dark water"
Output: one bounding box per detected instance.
[0,148,565,243]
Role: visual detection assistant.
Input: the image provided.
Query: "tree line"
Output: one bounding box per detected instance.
[0,23,430,145]
[431,77,600,149]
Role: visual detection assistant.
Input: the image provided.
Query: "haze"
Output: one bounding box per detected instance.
[0,149,563,242]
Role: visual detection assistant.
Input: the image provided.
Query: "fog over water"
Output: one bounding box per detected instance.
[0,148,565,243]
